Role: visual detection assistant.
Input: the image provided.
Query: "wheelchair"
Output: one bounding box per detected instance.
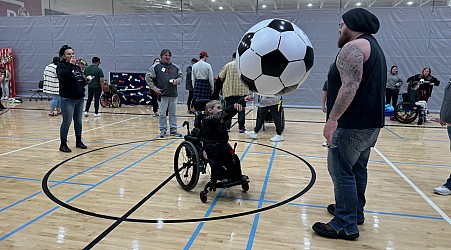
[173,101,250,203]
[100,85,121,108]
[394,94,427,125]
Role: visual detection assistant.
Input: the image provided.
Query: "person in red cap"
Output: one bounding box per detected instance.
[312,8,387,240]
[192,51,214,102]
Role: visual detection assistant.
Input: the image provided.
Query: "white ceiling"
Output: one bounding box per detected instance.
[113,0,451,13]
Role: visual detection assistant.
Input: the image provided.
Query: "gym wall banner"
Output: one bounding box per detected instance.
[1,48,16,97]
[0,0,42,16]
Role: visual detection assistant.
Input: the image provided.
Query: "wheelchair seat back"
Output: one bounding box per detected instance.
[193,99,210,112]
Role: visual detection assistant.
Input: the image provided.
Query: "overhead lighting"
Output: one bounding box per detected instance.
[356,2,362,6]
[219,6,223,10]
[262,4,267,8]
[166,1,171,4]
[407,1,414,5]
[307,3,313,7]
[211,0,216,2]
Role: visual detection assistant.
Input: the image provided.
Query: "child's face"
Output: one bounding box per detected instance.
[209,104,222,115]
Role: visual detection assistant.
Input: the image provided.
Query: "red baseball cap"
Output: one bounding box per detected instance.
[199,51,209,57]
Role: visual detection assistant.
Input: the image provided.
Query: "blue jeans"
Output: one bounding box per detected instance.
[327,128,381,235]
[225,96,246,130]
[158,96,178,133]
[60,97,84,141]
[49,94,60,110]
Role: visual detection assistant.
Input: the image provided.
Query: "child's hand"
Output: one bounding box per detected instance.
[234,103,244,111]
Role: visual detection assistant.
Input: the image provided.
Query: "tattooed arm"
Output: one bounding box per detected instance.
[324,39,370,143]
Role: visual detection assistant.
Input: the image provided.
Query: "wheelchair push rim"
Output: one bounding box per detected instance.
[394,103,418,124]
[174,141,200,191]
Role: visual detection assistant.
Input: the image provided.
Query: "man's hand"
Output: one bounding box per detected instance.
[323,118,338,144]
[234,103,244,111]
[244,95,254,102]
[154,88,163,94]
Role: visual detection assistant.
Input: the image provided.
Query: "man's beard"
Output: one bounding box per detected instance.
[337,31,351,48]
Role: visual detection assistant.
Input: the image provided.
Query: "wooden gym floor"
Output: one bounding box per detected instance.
[0,99,450,249]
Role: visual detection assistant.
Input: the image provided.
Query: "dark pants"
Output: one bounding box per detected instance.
[385,88,399,107]
[204,142,242,182]
[225,96,246,130]
[187,90,193,110]
[85,87,102,114]
[254,105,283,135]
[150,90,158,113]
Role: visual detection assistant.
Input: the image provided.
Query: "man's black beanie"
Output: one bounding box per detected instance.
[342,8,380,34]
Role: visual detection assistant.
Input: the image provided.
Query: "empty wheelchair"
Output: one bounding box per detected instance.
[174,101,250,203]
[100,85,121,108]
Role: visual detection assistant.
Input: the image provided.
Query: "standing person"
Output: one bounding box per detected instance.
[57,45,88,153]
[322,80,328,147]
[433,79,451,195]
[186,58,198,114]
[406,67,440,102]
[386,65,403,107]
[312,8,386,240]
[245,95,284,142]
[84,57,104,117]
[145,49,183,138]
[149,57,160,117]
[192,51,214,102]
[0,72,4,110]
[0,66,11,101]
[43,56,61,116]
[220,52,249,133]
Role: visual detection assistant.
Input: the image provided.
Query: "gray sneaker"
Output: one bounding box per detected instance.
[159,131,166,139]
[170,131,183,137]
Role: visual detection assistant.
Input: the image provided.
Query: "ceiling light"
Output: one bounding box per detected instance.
[166,1,171,4]
[307,3,313,7]
[211,0,216,2]
[407,1,414,5]
[262,4,267,8]
[356,2,362,6]
[219,6,223,10]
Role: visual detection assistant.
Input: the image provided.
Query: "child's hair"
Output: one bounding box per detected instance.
[408,81,419,92]
[205,100,221,113]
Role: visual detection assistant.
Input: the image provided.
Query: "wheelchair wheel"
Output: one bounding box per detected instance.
[111,94,121,108]
[200,190,208,203]
[394,103,418,124]
[241,182,249,192]
[174,141,200,191]
[100,94,107,108]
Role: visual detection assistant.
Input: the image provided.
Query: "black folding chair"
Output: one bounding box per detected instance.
[29,80,51,101]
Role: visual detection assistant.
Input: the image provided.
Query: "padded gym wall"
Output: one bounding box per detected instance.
[0,7,450,111]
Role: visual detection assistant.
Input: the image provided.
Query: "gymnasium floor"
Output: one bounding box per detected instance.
[0,99,450,249]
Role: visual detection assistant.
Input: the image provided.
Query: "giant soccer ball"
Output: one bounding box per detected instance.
[236,18,314,96]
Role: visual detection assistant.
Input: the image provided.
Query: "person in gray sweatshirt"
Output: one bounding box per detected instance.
[145,49,183,138]
[385,65,403,107]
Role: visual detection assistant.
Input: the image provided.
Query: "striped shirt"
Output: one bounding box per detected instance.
[219,60,249,98]
[43,63,59,95]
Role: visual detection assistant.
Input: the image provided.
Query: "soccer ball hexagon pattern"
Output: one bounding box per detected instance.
[236,18,314,96]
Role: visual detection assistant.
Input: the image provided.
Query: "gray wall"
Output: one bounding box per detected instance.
[0,7,450,111]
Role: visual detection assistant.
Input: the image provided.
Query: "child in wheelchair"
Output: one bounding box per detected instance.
[200,96,253,185]
[403,81,428,124]
[101,80,122,108]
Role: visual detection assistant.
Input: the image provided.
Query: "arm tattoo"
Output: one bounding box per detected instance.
[329,43,364,120]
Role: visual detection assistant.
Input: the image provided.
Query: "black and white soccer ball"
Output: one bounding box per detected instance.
[236,18,314,96]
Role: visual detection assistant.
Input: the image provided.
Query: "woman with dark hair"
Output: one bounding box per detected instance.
[385,65,403,106]
[56,45,88,153]
[406,67,440,102]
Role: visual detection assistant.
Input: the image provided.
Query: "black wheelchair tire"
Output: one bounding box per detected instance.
[100,94,107,108]
[174,141,200,191]
[111,94,120,108]
[394,103,418,124]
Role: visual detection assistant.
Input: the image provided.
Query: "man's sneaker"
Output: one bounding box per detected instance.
[312,222,359,240]
[159,131,166,139]
[270,134,284,142]
[322,142,328,147]
[152,112,159,117]
[433,185,451,195]
[94,113,102,117]
[170,131,183,137]
[239,128,246,133]
[245,130,258,139]
[84,111,89,117]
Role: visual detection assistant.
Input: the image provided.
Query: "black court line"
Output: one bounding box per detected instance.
[41,140,316,249]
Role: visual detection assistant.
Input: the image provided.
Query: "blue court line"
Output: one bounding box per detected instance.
[219,196,444,221]
[383,126,404,139]
[0,175,94,187]
[0,138,178,240]
[246,142,278,250]
[0,139,153,214]
[184,140,254,249]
